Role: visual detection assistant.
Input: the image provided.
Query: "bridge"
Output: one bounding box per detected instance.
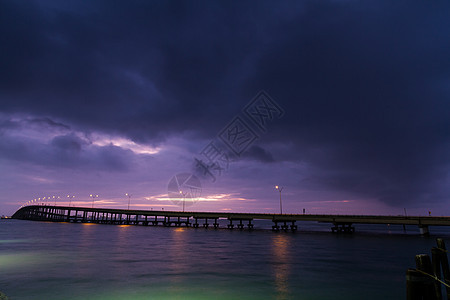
[11,205,450,235]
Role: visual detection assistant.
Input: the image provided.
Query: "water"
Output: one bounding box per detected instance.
[1,219,449,299]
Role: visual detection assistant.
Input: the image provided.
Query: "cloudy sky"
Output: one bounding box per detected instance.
[1,0,450,216]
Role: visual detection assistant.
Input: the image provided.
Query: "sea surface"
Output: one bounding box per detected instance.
[1,218,450,299]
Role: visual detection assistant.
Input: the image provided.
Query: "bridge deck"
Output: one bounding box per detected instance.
[11,205,450,234]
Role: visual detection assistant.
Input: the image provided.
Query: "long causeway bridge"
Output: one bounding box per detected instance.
[11,205,450,235]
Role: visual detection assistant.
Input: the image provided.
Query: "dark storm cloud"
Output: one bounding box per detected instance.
[0,0,275,141]
[1,0,450,207]
[0,116,134,171]
[242,145,275,163]
[50,133,84,152]
[28,117,70,131]
[0,132,133,171]
[254,1,450,206]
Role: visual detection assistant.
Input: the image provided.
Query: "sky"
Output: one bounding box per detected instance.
[1,0,450,216]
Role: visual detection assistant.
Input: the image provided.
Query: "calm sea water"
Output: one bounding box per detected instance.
[1,219,449,300]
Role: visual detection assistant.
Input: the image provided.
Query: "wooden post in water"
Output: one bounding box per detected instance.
[432,247,443,300]
[407,239,450,300]
[407,268,428,300]
[437,239,450,299]
[415,254,439,300]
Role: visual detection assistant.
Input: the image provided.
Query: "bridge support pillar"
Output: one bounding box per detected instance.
[247,220,254,230]
[281,221,289,231]
[273,220,297,232]
[419,225,429,236]
[237,219,244,230]
[272,221,280,231]
[227,219,234,229]
[185,216,191,227]
[332,223,355,234]
[290,221,298,232]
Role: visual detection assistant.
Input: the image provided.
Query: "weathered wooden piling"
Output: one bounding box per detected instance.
[416,254,439,300]
[437,239,450,299]
[407,268,430,300]
[432,247,444,299]
[407,239,450,300]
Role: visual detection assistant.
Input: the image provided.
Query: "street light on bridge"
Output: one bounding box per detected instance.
[179,190,187,212]
[67,195,75,207]
[90,194,98,208]
[275,185,283,214]
[125,193,131,210]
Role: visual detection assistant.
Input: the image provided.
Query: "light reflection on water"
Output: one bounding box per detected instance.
[1,219,450,299]
[271,234,291,300]
[169,227,189,284]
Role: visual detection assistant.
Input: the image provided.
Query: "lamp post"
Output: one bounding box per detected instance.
[125,193,131,210]
[90,194,98,208]
[67,195,75,207]
[275,185,283,214]
[179,190,187,212]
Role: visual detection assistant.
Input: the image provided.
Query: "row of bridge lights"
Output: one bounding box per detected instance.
[21,188,283,213]
[20,195,76,209]
[21,193,133,210]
